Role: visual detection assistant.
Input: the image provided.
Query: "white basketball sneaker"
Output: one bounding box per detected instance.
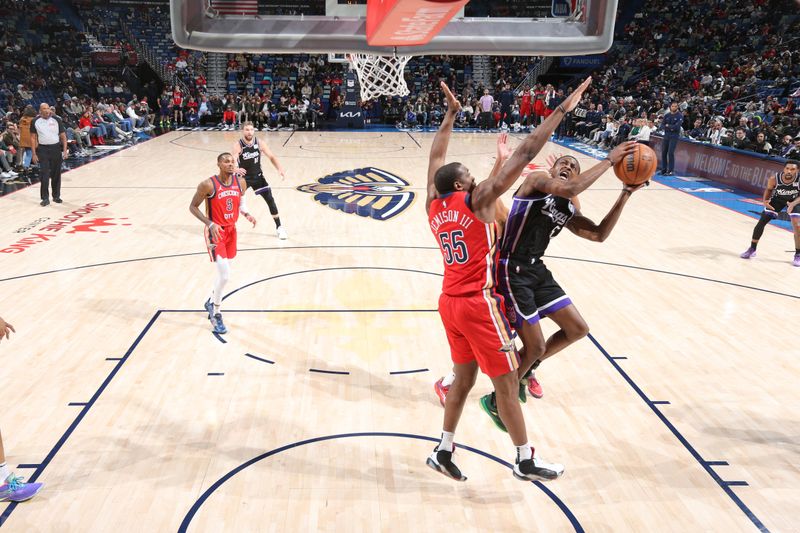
[276,226,288,240]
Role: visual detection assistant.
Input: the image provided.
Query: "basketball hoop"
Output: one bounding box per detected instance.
[348,53,412,101]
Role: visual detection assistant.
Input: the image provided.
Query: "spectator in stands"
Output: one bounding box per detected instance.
[498,84,514,128]
[198,96,211,125]
[414,98,428,127]
[186,107,199,127]
[776,134,795,158]
[727,128,753,151]
[633,119,654,145]
[687,118,708,141]
[223,106,236,130]
[79,110,105,145]
[0,136,19,180]
[126,102,150,130]
[478,89,494,131]
[752,132,772,155]
[784,137,800,159]
[404,105,417,129]
[659,101,683,175]
[1,123,21,168]
[18,106,36,169]
[708,119,728,146]
[308,98,323,130]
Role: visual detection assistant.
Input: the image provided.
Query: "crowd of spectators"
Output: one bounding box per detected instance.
[2,0,799,185]
[561,0,799,158]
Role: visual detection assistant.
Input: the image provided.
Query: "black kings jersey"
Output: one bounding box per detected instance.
[238,138,262,178]
[770,172,800,208]
[500,192,575,264]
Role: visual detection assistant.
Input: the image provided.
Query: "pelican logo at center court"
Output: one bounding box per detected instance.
[297,167,415,221]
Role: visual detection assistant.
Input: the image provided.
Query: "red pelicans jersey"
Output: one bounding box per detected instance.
[207,175,242,226]
[428,191,499,297]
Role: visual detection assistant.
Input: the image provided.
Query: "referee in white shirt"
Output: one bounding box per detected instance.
[31,103,68,206]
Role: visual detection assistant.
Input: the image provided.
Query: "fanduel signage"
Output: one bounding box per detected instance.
[560,55,605,68]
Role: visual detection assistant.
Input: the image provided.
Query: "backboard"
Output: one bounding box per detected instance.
[171,0,618,56]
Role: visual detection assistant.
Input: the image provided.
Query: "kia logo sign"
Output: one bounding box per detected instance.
[340,111,362,118]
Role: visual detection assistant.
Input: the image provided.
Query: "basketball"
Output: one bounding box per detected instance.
[613,143,657,186]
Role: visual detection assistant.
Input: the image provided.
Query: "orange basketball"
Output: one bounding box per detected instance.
[613,143,657,186]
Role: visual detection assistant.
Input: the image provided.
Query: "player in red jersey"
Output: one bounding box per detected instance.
[190,153,256,334]
[425,78,591,483]
[519,85,532,128]
[172,88,184,126]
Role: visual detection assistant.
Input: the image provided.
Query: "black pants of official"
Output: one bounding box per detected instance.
[39,144,63,201]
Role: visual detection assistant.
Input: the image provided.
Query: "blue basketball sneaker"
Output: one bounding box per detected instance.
[0,474,44,502]
[211,313,227,334]
[204,298,214,319]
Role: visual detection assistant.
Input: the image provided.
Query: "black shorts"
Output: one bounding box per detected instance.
[497,258,572,328]
[245,174,269,191]
[765,201,800,218]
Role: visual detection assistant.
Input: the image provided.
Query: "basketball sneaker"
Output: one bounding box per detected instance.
[526,373,543,399]
[793,253,800,267]
[426,447,466,481]
[479,392,507,433]
[0,474,44,502]
[211,313,227,334]
[434,377,449,407]
[740,247,757,259]
[513,456,565,482]
[276,226,288,240]
[204,298,214,319]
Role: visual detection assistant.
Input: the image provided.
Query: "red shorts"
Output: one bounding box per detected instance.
[438,291,518,378]
[205,224,237,260]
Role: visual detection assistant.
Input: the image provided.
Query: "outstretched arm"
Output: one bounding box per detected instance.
[426,81,461,213]
[567,182,646,242]
[524,141,637,199]
[491,133,512,235]
[261,141,286,179]
[470,78,592,220]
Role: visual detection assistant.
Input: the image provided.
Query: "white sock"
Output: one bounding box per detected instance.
[0,462,10,481]
[210,257,231,313]
[437,431,455,452]
[516,443,533,462]
[442,372,456,388]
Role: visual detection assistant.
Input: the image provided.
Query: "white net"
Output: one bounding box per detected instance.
[348,53,412,101]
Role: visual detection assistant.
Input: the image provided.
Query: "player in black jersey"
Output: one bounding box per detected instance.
[231,121,288,239]
[740,160,800,267]
[479,142,645,426]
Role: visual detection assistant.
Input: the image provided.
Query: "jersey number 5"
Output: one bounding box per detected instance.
[438,230,469,265]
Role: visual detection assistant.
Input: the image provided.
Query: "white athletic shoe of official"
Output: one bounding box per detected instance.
[276,226,288,240]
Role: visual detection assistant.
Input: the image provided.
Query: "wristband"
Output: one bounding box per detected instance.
[207,221,216,229]
[558,104,566,114]
[603,156,613,163]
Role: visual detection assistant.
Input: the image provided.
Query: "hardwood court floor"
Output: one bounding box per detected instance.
[0,131,797,532]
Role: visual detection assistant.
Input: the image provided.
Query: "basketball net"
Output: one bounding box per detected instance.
[348,53,412,101]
